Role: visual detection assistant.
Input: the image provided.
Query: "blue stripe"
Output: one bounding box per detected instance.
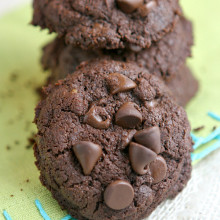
[3,210,12,220]
[35,200,51,220]
[192,127,220,150]
[208,112,220,121]
[193,137,204,150]
[61,215,77,220]
[191,140,220,161]
[200,127,220,145]
[191,133,199,142]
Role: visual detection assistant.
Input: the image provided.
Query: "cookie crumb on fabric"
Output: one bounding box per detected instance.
[212,126,217,131]
[9,72,19,82]
[26,145,32,149]
[14,140,20,145]
[10,195,14,197]
[26,136,36,149]
[193,126,205,132]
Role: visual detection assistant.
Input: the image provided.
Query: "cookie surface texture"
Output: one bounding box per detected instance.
[34,60,192,219]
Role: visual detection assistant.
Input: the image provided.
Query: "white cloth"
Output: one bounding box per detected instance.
[148,149,220,220]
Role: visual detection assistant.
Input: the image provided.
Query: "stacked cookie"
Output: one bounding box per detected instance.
[33,0,198,106]
[32,1,196,219]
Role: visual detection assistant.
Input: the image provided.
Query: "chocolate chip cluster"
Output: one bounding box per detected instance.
[72,73,167,210]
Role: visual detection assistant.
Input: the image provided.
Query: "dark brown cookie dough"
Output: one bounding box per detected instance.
[32,0,182,49]
[41,17,193,80]
[45,62,198,107]
[167,152,192,199]
[34,60,192,219]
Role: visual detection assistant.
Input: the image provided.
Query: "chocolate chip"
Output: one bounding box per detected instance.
[73,141,102,175]
[115,102,142,128]
[104,180,134,210]
[193,126,205,132]
[212,126,217,131]
[149,156,167,183]
[107,73,137,95]
[139,1,157,17]
[129,142,157,175]
[121,129,137,148]
[134,126,161,154]
[117,0,144,13]
[84,106,111,129]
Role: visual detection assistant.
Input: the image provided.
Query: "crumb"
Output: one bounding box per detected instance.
[212,126,217,131]
[26,135,36,149]
[20,189,23,191]
[193,126,205,132]
[36,87,43,97]
[10,195,14,197]
[15,140,20,145]
[28,137,35,145]
[26,145,32,149]
[6,145,11,150]
[10,72,18,82]
[26,179,30,183]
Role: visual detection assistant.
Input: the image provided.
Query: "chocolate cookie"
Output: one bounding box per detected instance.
[166,65,199,107]
[34,60,192,219]
[32,0,182,49]
[41,18,196,106]
[41,17,192,80]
